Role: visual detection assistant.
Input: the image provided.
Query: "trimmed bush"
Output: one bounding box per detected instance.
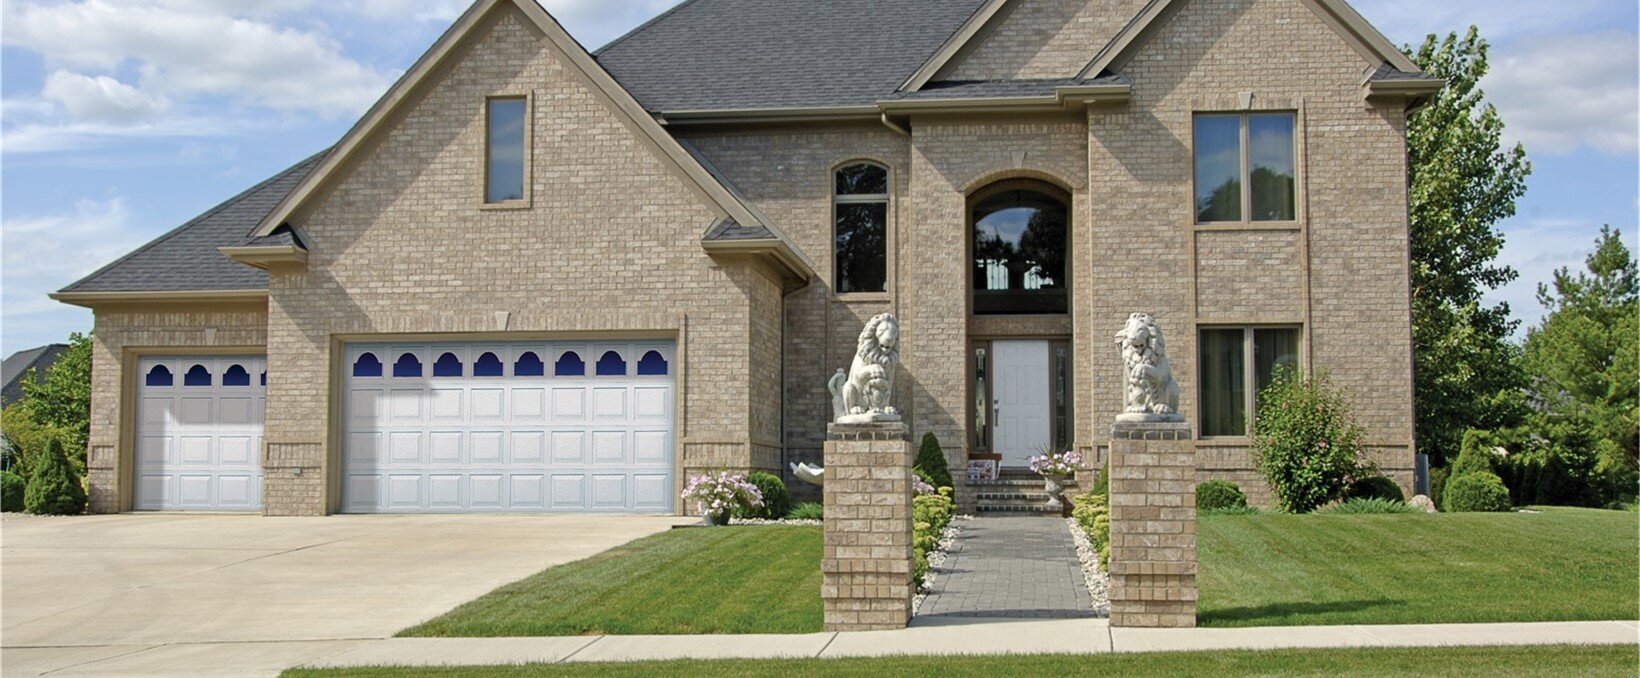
[1196,480,1248,510]
[915,432,953,489]
[1252,366,1370,513]
[912,488,956,588]
[1319,498,1419,515]
[1429,466,1449,508]
[1200,505,1262,516]
[1345,475,1406,503]
[2,470,25,512]
[732,471,790,520]
[1071,490,1110,569]
[1443,472,1512,513]
[786,502,822,520]
[1453,430,1502,478]
[23,438,85,515]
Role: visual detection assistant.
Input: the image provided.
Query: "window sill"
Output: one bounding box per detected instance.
[1192,221,1300,231]
[1196,436,1253,445]
[834,292,892,303]
[479,200,532,211]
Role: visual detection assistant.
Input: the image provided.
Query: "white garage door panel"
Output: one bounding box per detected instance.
[342,341,675,513]
[134,356,265,511]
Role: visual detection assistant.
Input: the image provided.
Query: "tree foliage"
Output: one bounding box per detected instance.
[1252,366,1370,513]
[1405,28,1532,465]
[15,333,93,469]
[23,437,86,515]
[914,432,953,489]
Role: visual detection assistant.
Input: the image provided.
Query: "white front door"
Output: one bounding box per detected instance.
[134,356,266,511]
[991,339,1051,467]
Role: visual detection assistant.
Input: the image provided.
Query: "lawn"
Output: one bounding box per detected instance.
[1198,506,1639,627]
[400,525,822,636]
[284,645,1637,677]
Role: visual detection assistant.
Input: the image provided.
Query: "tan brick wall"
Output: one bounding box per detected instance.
[822,424,914,631]
[1108,425,1197,627]
[263,6,773,515]
[942,0,1149,81]
[84,302,268,513]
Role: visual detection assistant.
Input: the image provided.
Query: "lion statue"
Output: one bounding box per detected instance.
[1114,312,1183,422]
[828,312,901,424]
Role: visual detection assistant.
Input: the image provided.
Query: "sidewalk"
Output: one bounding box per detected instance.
[6,619,1636,676]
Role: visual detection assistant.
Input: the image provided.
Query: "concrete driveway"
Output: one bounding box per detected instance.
[2,511,687,676]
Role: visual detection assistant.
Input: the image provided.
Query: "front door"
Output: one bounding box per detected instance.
[991,339,1051,467]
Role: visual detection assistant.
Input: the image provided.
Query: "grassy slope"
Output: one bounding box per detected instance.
[400,525,822,637]
[285,645,1638,678]
[1198,507,1639,627]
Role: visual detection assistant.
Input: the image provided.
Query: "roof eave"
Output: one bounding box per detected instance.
[50,289,269,308]
[700,238,814,284]
[877,83,1130,114]
[658,106,882,126]
[218,245,310,271]
[1366,77,1445,110]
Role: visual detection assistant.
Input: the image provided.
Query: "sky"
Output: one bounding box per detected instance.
[2,0,1636,355]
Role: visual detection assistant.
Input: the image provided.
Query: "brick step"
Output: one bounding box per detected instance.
[975,503,1062,515]
[975,491,1053,501]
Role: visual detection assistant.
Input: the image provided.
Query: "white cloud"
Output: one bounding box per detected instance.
[2,0,396,117]
[0,197,152,352]
[40,70,172,124]
[1483,31,1640,155]
[1352,0,1615,46]
[1484,217,1608,332]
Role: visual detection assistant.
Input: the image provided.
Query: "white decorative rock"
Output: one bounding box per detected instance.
[1409,494,1438,513]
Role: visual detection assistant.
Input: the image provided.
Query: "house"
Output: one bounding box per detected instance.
[2,343,70,407]
[52,0,1436,516]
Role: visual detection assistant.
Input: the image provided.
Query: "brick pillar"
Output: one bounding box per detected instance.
[821,421,914,631]
[1108,420,1197,627]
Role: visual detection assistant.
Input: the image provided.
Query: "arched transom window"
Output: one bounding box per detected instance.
[971,181,1069,315]
[833,162,888,294]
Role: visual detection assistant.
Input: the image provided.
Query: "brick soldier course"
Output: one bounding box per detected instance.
[1107,420,1198,628]
[821,422,915,631]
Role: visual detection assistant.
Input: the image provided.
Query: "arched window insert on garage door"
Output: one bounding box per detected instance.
[596,351,627,376]
[636,350,668,376]
[353,352,383,377]
[474,352,505,377]
[145,365,173,387]
[184,364,212,386]
[515,351,545,376]
[433,353,463,378]
[554,352,585,376]
[223,364,251,386]
[393,353,422,378]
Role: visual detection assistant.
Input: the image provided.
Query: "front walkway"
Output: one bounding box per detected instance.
[916,517,1094,621]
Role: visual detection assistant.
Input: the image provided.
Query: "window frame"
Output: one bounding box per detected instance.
[830,160,893,300]
[966,178,1074,317]
[1197,325,1305,439]
[480,94,532,209]
[1191,111,1299,227]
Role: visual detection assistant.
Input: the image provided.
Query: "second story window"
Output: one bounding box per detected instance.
[833,162,889,294]
[485,97,527,204]
[1194,112,1296,223]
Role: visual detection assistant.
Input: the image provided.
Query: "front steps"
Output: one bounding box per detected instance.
[970,469,1077,516]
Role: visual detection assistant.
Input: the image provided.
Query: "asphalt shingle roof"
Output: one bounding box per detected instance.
[2,344,68,405]
[595,0,993,111]
[57,151,326,294]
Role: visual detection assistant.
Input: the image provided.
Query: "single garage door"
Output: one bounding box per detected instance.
[342,341,675,513]
[135,356,266,511]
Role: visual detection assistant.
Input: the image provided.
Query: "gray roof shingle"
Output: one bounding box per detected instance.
[2,344,68,405]
[57,150,326,294]
[595,0,993,112]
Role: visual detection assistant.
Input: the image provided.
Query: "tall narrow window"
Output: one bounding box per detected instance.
[833,163,888,294]
[1194,112,1296,223]
[485,97,526,204]
[1199,326,1301,436]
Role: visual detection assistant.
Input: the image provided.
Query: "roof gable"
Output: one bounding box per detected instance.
[916,0,1149,85]
[1079,0,1419,79]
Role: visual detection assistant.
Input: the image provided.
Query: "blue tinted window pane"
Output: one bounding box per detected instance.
[223,365,251,386]
[474,352,504,377]
[636,350,668,376]
[145,365,173,387]
[260,372,266,386]
[393,353,422,378]
[433,352,463,377]
[595,351,627,376]
[352,353,383,377]
[486,98,526,203]
[554,352,585,376]
[515,352,545,376]
[1194,115,1242,222]
[1249,113,1295,221]
[184,364,212,386]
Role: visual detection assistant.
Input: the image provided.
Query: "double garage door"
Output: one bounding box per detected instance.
[341,341,676,513]
[134,356,266,511]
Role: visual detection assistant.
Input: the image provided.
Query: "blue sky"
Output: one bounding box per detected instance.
[2,0,1636,355]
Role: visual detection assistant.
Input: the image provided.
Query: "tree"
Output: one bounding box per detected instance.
[1522,227,1638,496]
[23,437,86,515]
[18,333,92,469]
[1405,28,1532,465]
[914,432,953,489]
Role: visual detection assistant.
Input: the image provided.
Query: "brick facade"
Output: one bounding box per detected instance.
[80,0,1418,515]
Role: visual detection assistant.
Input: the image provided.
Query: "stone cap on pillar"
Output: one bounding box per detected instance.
[1110,420,1193,441]
[827,421,908,441]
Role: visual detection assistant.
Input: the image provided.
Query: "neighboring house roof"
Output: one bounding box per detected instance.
[594,0,993,112]
[2,344,68,406]
[54,151,326,297]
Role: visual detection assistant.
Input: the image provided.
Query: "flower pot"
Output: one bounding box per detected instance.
[702,510,731,526]
[1042,473,1067,513]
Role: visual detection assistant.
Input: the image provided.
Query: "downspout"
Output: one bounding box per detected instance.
[880,112,911,138]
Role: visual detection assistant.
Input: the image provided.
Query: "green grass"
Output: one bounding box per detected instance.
[1199,506,1639,627]
[283,645,1637,677]
[400,525,822,636]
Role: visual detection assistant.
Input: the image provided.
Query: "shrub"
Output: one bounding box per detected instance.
[1452,429,1503,478]
[1196,480,1248,510]
[786,502,823,520]
[1,403,75,480]
[23,438,85,515]
[1429,466,1449,508]
[1345,475,1406,503]
[1200,505,1262,516]
[1443,472,1512,512]
[2,471,25,512]
[1252,366,1370,513]
[915,432,953,489]
[1071,490,1110,570]
[732,472,790,520]
[1319,498,1419,515]
[911,488,956,589]
[681,471,762,520]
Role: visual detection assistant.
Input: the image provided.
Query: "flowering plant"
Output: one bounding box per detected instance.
[1028,449,1082,477]
[681,471,764,521]
[913,474,938,497]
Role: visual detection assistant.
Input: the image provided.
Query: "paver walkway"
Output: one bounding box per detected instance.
[915,517,1094,621]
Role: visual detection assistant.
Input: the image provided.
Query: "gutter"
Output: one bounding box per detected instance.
[50,289,268,308]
